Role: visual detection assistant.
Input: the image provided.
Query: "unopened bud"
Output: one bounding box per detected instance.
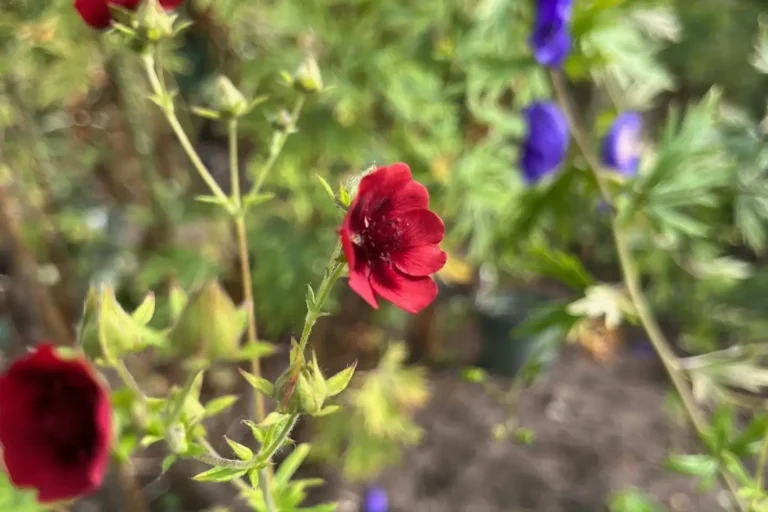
[271,109,294,132]
[293,56,323,94]
[166,424,188,454]
[138,0,175,42]
[216,76,249,118]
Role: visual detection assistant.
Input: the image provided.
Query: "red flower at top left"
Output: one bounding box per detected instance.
[74,0,185,30]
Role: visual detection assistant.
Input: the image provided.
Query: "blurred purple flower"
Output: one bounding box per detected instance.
[530,0,574,68]
[363,486,389,512]
[601,112,643,176]
[520,102,570,185]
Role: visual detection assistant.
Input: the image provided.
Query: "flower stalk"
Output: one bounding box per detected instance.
[549,69,748,512]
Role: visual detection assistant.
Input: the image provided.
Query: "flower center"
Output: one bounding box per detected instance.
[353,215,404,263]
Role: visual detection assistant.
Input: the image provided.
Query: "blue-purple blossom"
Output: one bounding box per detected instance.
[601,112,643,176]
[530,0,574,68]
[363,486,389,512]
[520,102,570,185]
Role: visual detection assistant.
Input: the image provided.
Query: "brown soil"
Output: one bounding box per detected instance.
[313,346,727,512]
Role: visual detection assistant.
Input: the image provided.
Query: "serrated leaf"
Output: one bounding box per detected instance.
[326,363,357,397]
[225,437,254,461]
[203,395,239,418]
[192,466,249,483]
[239,369,275,397]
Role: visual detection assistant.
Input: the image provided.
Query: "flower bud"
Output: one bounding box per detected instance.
[293,56,323,94]
[296,352,327,415]
[167,280,249,361]
[138,0,175,42]
[166,423,188,454]
[271,109,294,132]
[78,285,159,363]
[215,76,249,118]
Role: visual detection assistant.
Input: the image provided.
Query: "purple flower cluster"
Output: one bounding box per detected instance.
[520,1,645,185]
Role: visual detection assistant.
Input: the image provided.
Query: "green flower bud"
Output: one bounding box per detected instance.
[166,423,188,454]
[78,285,159,364]
[138,0,175,43]
[295,352,327,416]
[215,76,249,118]
[293,56,323,94]
[167,281,249,362]
[271,109,294,132]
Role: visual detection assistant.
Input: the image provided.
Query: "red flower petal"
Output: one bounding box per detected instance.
[356,163,413,205]
[386,178,429,213]
[393,244,447,277]
[0,343,112,503]
[370,263,438,314]
[396,208,445,248]
[74,0,112,29]
[160,0,185,8]
[348,264,379,309]
[73,0,142,29]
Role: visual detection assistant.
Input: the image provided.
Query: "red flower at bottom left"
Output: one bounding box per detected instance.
[0,343,112,503]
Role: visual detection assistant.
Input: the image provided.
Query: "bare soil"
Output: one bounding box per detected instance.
[314,346,727,512]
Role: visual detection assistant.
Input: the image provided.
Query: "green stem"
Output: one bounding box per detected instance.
[549,69,748,512]
[250,95,306,198]
[167,369,202,426]
[229,119,241,203]
[756,433,768,495]
[141,53,230,208]
[298,243,344,353]
[114,361,147,405]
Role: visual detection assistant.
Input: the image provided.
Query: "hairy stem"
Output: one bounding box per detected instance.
[251,95,306,197]
[142,53,230,208]
[549,69,748,512]
[298,243,343,353]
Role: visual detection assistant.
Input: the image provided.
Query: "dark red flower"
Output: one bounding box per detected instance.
[74,0,184,30]
[0,343,112,503]
[340,163,447,314]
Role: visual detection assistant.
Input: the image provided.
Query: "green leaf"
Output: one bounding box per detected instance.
[190,106,221,120]
[248,469,259,489]
[526,245,595,291]
[239,369,275,397]
[243,420,267,444]
[666,454,718,479]
[326,363,357,397]
[339,184,351,207]
[203,395,239,418]
[192,466,249,483]
[161,454,176,474]
[132,292,156,325]
[140,435,164,448]
[607,488,665,512]
[313,405,341,417]
[274,444,311,487]
[237,341,277,360]
[260,411,291,427]
[225,437,254,461]
[316,175,336,202]
[243,193,275,210]
[195,195,230,207]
